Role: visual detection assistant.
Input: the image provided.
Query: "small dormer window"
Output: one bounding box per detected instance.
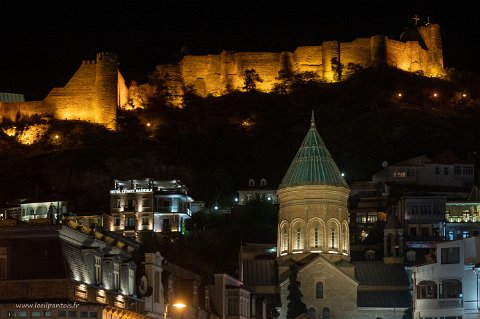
[260,178,267,186]
[248,179,255,187]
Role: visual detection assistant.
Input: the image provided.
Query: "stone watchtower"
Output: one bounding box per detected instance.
[93,52,118,130]
[277,112,350,263]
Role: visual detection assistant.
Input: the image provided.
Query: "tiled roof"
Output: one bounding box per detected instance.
[280,113,348,189]
[358,291,411,307]
[354,261,409,286]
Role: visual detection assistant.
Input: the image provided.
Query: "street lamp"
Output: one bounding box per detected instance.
[164,301,187,319]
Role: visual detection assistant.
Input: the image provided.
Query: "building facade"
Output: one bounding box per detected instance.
[411,237,480,319]
[107,179,203,242]
[276,114,410,319]
[0,220,155,319]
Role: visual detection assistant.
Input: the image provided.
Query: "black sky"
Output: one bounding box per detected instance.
[1,0,479,100]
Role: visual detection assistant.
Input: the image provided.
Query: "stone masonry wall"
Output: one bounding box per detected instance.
[160,24,444,106]
[0,52,126,131]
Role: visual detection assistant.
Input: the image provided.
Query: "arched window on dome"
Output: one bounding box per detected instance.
[291,220,305,252]
[342,221,349,253]
[260,178,267,186]
[281,225,288,253]
[308,219,325,252]
[331,228,335,249]
[326,219,340,251]
[248,179,255,187]
[296,228,302,250]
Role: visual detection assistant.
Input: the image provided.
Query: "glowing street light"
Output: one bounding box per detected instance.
[165,301,187,319]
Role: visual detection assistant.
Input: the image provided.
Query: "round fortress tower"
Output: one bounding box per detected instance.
[277,112,350,262]
[94,52,118,130]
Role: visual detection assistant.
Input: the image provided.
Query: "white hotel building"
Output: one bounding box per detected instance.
[108,178,204,242]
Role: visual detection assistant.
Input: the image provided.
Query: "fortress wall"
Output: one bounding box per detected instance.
[63,60,96,88]
[321,41,339,82]
[45,61,97,123]
[233,52,283,92]
[292,46,323,75]
[340,38,372,72]
[93,52,118,130]
[0,101,49,122]
[181,55,222,96]
[417,23,444,76]
[118,70,129,108]
[370,35,388,67]
[387,39,424,73]
[156,64,185,106]
[220,51,237,93]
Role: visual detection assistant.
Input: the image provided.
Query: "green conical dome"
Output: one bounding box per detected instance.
[280,113,348,189]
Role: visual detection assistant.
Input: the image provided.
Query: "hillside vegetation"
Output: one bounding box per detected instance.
[1,66,480,211]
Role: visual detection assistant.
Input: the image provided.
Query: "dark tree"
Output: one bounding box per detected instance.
[331,57,344,82]
[243,69,262,92]
[287,263,307,319]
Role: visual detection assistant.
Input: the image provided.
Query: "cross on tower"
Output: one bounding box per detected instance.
[413,15,420,26]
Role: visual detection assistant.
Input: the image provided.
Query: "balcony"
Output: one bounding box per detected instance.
[415,298,462,310]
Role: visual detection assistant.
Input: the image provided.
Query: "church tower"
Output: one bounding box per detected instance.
[277,113,350,262]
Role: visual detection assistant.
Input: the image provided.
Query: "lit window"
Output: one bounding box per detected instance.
[281,227,288,252]
[296,228,301,249]
[113,263,120,290]
[95,256,102,284]
[142,198,150,207]
[331,228,335,249]
[417,281,437,299]
[314,227,319,248]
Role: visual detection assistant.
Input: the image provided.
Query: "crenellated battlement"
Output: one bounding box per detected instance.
[96,51,118,61]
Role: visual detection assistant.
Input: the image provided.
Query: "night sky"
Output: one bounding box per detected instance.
[1,0,479,101]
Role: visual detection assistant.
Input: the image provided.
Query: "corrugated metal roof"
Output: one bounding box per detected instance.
[354,261,409,286]
[358,291,411,307]
[243,260,278,286]
[280,113,348,189]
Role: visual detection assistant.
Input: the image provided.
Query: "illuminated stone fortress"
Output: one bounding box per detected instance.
[0,52,128,131]
[158,19,444,103]
[0,19,444,125]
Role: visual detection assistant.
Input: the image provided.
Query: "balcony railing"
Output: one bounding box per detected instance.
[415,298,462,310]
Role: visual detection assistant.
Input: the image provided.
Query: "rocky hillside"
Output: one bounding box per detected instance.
[1,66,480,211]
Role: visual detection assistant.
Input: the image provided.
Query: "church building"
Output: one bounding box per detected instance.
[276,113,411,319]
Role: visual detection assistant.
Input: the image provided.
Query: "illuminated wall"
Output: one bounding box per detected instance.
[158,24,444,106]
[0,52,128,131]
